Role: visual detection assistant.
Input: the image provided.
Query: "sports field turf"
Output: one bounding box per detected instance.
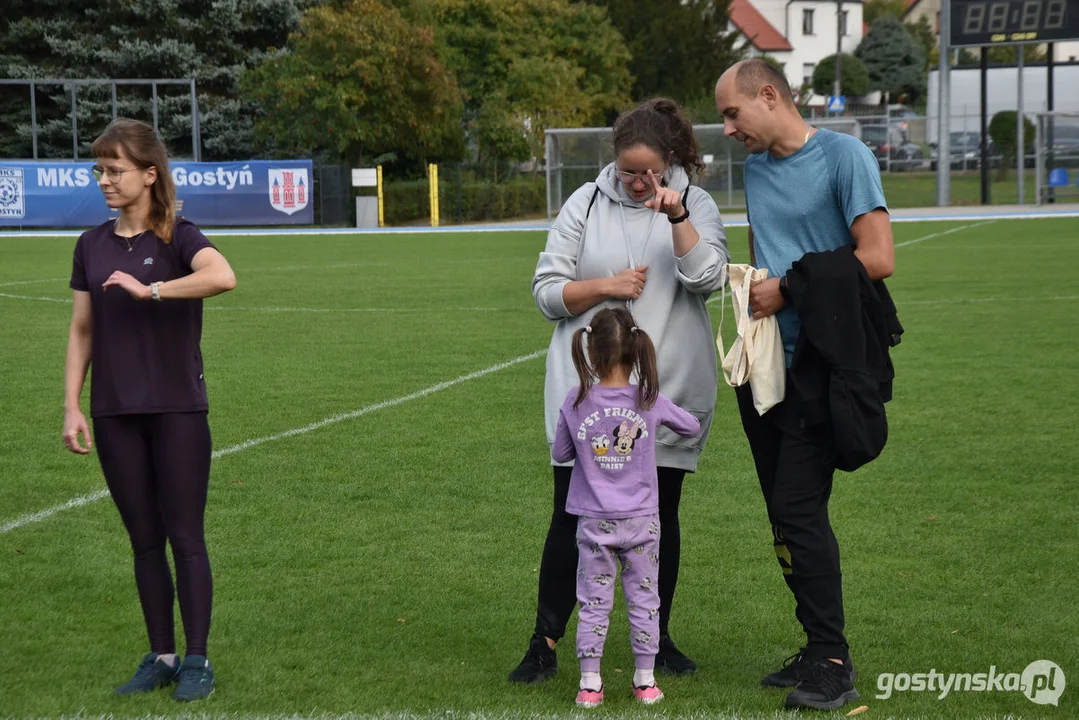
[0,217,1076,719]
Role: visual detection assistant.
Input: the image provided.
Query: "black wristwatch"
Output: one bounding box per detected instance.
[668,208,690,224]
[778,275,791,304]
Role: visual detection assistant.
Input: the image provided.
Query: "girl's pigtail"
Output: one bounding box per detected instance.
[633,326,659,410]
[572,326,594,409]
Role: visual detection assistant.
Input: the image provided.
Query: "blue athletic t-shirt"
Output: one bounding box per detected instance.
[744,128,888,364]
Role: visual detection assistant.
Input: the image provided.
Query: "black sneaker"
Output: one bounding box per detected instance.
[784,657,860,711]
[761,649,808,688]
[656,634,697,675]
[508,634,557,683]
[762,648,858,688]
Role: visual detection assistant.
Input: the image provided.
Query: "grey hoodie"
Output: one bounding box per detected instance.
[532,162,729,472]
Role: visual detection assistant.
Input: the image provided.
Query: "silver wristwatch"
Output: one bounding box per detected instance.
[150,282,163,301]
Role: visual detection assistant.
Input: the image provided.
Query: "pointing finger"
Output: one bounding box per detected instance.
[647,169,663,194]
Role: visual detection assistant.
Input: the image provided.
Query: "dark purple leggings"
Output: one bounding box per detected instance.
[93,412,213,657]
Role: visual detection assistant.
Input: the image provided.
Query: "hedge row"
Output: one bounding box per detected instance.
[381,175,546,225]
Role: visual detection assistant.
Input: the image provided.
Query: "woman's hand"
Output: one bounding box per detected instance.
[62,408,93,454]
[102,271,150,300]
[606,266,649,300]
[643,170,685,218]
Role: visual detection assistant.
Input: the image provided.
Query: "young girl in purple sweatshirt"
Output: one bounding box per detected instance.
[552,307,701,708]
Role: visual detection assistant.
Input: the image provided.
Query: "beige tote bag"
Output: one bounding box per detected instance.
[716,263,786,415]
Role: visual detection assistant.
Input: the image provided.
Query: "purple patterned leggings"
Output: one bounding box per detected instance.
[575,513,661,672]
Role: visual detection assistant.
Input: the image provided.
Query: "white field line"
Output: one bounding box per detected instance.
[10,287,1066,314]
[0,293,520,313]
[894,219,997,247]
[706,220,997,310]
[0,349,547,535]
[0,219,1048,532]
[0,489,112,535]
[0,291,71,303]
[3,205,1079,238]
[0,218,999,298]
[0,712,814,720]
[202,305,512,314]
[899,294,1079,305]
[0,276,69,287]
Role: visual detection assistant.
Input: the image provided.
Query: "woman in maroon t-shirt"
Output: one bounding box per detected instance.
[62,119,236,702]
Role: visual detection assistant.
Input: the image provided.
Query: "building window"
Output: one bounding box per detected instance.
[803,63,815,87]
[841,10,849,35]
[803,9,815,35]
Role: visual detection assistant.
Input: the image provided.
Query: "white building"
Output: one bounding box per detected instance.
[728,0,866,106]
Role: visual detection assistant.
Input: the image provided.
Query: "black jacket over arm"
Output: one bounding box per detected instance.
[785,245,904,472]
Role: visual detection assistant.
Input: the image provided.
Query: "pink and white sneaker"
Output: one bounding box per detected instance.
[633,683,664,704]
[575,687,604,708]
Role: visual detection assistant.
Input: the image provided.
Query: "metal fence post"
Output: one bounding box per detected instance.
[70,82,78,159]
[152,81,159,135]
[316,164,324,225]
[726,141,733,209]
[1016,52,1024,204]
[189,79,198,160]
[192,87,201,161]
[1035,113,1043,205]
[29,81,38,159]
[456,162,463,224]
[545,132,553,222]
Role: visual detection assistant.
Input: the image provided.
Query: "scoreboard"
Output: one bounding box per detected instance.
[950,0,1079,46]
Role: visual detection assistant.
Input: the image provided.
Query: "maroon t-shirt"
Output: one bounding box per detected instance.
[70,219,216,418]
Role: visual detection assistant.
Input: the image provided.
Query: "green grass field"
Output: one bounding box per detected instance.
[1,217,1077,720]
[710,171,1058,212]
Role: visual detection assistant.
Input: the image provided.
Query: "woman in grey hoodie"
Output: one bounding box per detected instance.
[509,98,729,683]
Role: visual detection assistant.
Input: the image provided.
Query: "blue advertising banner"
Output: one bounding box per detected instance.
[0,160,314,227]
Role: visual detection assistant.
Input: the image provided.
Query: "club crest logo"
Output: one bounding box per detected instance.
[268,168,309,216]
[0,167,26,219]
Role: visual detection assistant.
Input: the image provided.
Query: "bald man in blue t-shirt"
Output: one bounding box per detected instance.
[715,59,895,712]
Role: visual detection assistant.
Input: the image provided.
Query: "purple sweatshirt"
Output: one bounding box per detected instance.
[553,385,702,519]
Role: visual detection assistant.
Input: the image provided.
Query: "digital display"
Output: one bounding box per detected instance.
[950,0,1079,46]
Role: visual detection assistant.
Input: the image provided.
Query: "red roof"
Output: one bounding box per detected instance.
[729,0,793,52]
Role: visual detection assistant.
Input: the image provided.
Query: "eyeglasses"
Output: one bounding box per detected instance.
[91,165,147,182]
[615,168,666,186]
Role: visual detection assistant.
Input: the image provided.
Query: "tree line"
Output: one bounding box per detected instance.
[0,0,741,177]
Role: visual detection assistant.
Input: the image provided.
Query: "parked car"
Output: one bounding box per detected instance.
[930,132,999,171]
[887,104,920,121]
[861,125,925,171]
[1047,123,1079,161]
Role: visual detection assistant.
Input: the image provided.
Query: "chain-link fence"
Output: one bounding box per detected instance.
[1035,111,1079,204]
[0,78,201,161]
[545,114,1048,220]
